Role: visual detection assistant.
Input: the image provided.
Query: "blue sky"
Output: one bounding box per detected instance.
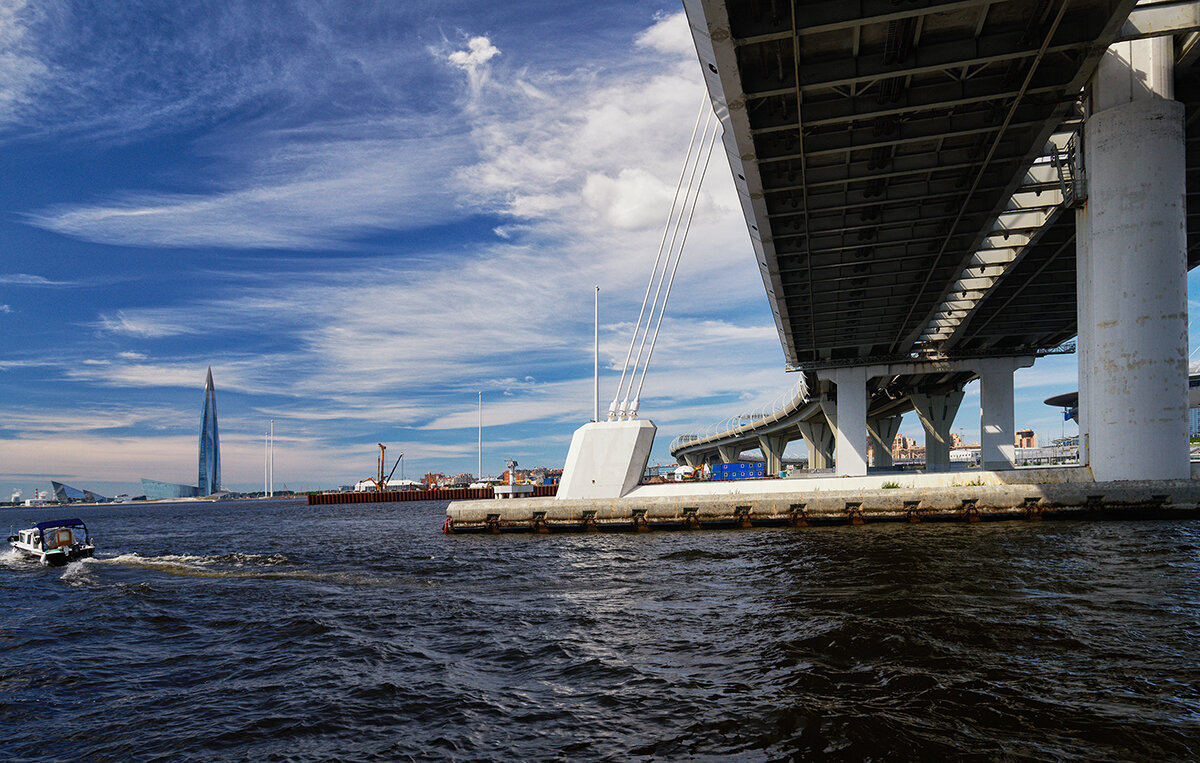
[0,1,1195,496]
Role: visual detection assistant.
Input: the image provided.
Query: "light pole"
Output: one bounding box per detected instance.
[478,391,483,480]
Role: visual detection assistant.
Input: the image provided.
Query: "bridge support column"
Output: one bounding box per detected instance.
[681,452,704,469]
[867,416,901,469]
[1077,38,1189,481]
[978,357,1033,470]
[797,417,834,471]
[757,432,790,476]
[717,444,743,464]
[820,367,867,477]
[911,390,964,472]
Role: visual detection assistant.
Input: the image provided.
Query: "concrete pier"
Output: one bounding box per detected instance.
[1079,38,1190,482]
[446,468,1200,533]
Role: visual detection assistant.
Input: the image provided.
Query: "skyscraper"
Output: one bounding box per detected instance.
[198,367,220,495]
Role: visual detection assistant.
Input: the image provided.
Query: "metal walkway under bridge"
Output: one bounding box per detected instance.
[673,0,1200,481]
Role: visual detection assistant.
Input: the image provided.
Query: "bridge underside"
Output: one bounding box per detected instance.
[669,1,1200,482]
[687,0,1200,368]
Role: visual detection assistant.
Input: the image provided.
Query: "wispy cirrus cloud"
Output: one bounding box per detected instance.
[28,123,470,249]
[58,10,785,447]
[1,8,803,490]
[94,310,198,338]
[0,0,51,126]
[2,1,451,141]
[0,273,76,286]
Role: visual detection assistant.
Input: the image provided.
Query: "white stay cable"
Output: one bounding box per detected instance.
[628,117,719,418]
[608,96,710,420]
[620,108,716,417]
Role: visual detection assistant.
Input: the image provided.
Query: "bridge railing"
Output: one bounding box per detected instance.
[669,374,811,454]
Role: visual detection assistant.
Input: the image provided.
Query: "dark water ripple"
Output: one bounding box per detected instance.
[2,501,1199,760]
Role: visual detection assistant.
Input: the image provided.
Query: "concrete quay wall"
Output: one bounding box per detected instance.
[444,477,1200,533]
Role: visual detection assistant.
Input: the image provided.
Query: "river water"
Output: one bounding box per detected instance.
[2,499,1198,761]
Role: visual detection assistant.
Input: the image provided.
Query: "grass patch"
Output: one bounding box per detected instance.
[881,481,902,489]
[953,477,987,487]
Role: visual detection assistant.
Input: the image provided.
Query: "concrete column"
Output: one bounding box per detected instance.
[757,432,791,475]
[797,416,834,470]
[911,390,964,472]
[867,415,902,469]
[1081,38,1189,481]
[682,452,703,469]
[823,367,868,477]
[717,444,743,464]
[1076,203,1090,466]
[978,357,1034,470]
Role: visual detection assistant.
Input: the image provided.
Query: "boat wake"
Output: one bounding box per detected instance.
[0,547,26,569]
[89,552,382,585]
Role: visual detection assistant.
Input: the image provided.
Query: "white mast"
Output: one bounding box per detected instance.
[594,285,600,422]
[269,419,275,497]
[477,391,483,480]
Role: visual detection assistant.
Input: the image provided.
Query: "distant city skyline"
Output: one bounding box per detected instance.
[0,2,1195,496]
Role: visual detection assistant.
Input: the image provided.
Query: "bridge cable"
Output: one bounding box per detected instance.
[620,108,717,418]
[607,94,711,420]
[620,108,717,417]
[628,116,720,418]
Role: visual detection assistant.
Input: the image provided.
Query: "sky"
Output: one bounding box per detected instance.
[0,1,1196,497]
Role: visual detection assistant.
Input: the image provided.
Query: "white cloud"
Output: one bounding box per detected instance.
[634,12,696,57]
[94,310,197,338]
[447,36,500,99]
[0,0,50,126]
[582,168,675,230]
[56,10,780,442]
[0,304,10,313]
[29,124,468,249]
[0,273,73,286]
[3,9,808,482]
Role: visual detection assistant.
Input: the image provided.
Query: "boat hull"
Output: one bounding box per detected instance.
[10,542,95,566]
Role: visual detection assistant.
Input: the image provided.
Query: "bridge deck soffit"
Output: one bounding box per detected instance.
[685,0,1164,370]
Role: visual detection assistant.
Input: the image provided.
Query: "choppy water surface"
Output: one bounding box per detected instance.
[2,500,1198,761]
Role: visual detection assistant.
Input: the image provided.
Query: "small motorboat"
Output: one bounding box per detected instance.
[7,518,95,566]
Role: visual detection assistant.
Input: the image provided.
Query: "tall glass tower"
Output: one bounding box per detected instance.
[198,367,220,495]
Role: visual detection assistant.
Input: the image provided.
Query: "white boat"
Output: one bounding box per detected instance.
[7,518,95,566]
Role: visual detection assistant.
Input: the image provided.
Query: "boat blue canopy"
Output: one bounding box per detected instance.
[33,518,85,531]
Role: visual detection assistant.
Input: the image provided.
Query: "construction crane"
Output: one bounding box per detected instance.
[366,444,404,492]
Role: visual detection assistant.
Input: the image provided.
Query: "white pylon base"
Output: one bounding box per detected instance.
[556,420,656,500]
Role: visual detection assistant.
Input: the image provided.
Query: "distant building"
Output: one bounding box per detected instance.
[140,478,201,499]
[51,481,110,504]
[1015,429,1037,448]
[423,472,446,488]
[1190,407,1200,438]
[140,367,222,500]
[892,433,922,460]
[198,367,220,495]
